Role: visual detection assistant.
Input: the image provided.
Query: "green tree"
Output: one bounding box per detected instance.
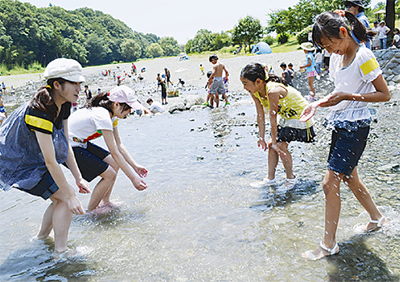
[158,36,180,56]
[185,29,213,53]
[145,43,164,58]
[232,16,264,53]
[121,38,142,61]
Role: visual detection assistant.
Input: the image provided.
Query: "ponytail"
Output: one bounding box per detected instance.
[87,92,132,114]
[29,78,67,121]
[312,11,367,48]
[87,92,114,114]
[240,63,288,86]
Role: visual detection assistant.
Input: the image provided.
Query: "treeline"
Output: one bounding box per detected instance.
[0,0,181,69]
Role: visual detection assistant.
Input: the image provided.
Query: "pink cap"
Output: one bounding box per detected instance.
[108,86,136,107]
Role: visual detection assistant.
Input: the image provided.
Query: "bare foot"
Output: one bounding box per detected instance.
[103,201,124,208]
[302,243,339,260]
[365,216,387,232]
[89,205,113,215]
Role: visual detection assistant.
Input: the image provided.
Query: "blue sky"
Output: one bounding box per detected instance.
[21,0,382,44]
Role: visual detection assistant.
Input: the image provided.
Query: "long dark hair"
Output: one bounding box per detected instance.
[312,11,368,48]
[88,92,131,115]
[29,78,67,121]
[240,63,288,86]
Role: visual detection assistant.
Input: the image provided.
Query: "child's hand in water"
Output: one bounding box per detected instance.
[132,176,147,191]
[257,138,267,151]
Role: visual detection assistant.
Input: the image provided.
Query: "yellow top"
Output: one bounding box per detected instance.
[254,82,308,121]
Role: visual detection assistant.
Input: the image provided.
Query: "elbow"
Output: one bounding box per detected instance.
[383,92,391,101]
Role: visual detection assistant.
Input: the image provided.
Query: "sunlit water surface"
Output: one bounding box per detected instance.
[1,97,400,281]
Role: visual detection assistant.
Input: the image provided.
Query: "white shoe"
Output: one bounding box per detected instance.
[276,177,297,193]
[250,178,277,188]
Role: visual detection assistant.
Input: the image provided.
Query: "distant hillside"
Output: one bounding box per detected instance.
[0,0,178,68]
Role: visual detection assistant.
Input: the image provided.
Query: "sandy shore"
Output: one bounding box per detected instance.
[3,50,336,112]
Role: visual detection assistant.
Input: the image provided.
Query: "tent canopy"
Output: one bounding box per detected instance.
[251,42,272,54]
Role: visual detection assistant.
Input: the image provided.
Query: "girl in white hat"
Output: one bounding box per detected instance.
[0,58,90,255]
[300,42,317,101]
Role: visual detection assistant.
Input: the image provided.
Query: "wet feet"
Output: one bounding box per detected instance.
[302,242,339,260]
[89,205,113,215]
[365,216,387,233]
[250,178,277,188]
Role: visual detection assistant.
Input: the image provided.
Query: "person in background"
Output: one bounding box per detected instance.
[280,62,294,87]
[0,58,90,254]
[299,42,317,100]
[200,64,205,75]
[314,49,324,78]
[323,48,331,74]
[84,85,92,101]
[288,63,295,80]
[0,93,7,125]
[392,28,400,48]
[371,21,380,49]
[147,98,165,114]
[377,21,390,49]
[344,0,372,49]
[207,54,229,108]
[178,78,185,87]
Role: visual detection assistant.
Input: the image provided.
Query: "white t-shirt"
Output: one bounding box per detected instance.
[326,46,381,130]
[323,49,331,58]
[394,34,400,42]
[149,102,165,113]
[377,25,389,39]
[372,27,379,39]
[69,107,118,148]
[315,52,323,63]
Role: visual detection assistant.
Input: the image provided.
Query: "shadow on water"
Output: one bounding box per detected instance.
[0,240,97,281]
[250,179,319,211]
[326,235,399,281]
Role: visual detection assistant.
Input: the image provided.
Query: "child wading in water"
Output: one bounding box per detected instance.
[67,85,148,214]
[240,63,316,189]
[300,11,390,260]
[300,42,318,100]
[0,58,90,254]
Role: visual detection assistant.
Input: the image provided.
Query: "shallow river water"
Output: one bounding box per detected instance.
[1,95,400,281]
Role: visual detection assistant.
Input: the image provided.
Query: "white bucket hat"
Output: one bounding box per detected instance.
[109,85,136,107]
[44,58,85,82]
[301,42,316,52]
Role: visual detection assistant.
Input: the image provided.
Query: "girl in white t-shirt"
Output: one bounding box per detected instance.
[300,10,390,260]
[68,85,148,214]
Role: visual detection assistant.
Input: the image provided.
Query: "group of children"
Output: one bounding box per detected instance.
[242,10,390,261]
[0,9,392,263]
[203,55,230,108]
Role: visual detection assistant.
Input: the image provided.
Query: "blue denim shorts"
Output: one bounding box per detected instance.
[70,142,110,182]
[17,171,59,200]
[327,126,370,176]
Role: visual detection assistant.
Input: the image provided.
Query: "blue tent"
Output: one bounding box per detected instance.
[251,42,272,54]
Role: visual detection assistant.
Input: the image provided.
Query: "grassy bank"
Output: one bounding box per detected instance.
[0,61,44,76]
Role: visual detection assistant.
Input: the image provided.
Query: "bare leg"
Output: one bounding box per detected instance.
[37,202,56,239]
[302,169,342,260]
[37,190,73,253]
[99,155,119,204]
[308,76,315,95]
[87,157,117,211]
[277,142,295,179]
[344,167,386,231]
[267,139,279,180]
[214,93,219,108]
